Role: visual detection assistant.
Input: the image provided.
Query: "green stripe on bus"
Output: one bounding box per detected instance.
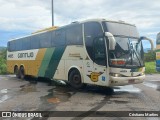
[38,48,55,77]
[44,46,66,79]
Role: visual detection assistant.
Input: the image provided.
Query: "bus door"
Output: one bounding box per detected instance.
[92,37,109,86]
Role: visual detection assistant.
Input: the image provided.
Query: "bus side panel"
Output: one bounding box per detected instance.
[38,46,66,79]
[38,48,55,77]
[58,45,99,85]
[7,60,16,73]
[7,48,47,77]
[59,45,110,86]
[57,46,86,82]
[53,60,65,80]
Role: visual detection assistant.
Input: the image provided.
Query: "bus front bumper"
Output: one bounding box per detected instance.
[109,75,145,86]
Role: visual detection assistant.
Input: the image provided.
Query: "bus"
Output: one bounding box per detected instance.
[7,19,154,89]
[156,32,160,72]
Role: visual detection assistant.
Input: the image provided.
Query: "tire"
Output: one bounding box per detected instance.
[14,66,20,78]
[105,87,114,95]
[19,67,25,80]
[69,69,84,89]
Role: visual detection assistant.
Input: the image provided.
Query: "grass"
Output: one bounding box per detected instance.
[145,61,159,74]
[0,57,7,75]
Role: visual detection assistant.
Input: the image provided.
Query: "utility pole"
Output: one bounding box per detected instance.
[51,0,54,26]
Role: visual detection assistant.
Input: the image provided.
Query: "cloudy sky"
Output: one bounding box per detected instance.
[0,0,160,48]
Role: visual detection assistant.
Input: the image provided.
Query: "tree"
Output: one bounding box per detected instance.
[144,51,156,62]
[0,48,7,74]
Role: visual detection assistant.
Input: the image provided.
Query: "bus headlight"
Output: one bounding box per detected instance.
[140,72,145,76]
[110,73,121,77]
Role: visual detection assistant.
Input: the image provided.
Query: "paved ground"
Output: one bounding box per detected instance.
[0,74,159,120]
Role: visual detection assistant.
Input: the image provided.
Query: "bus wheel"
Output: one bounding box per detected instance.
[69,69,83,89]
[14,66,20,78]
[19,66,25,80]
[105,87,114,95]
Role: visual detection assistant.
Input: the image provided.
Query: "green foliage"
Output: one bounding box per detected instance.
[0,49,7,74]
[144,51,156,62]
[144,50,159,74]
[0,58,7,74]
[145,61,160,74]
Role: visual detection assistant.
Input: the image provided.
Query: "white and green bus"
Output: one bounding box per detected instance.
[7,19,153,89]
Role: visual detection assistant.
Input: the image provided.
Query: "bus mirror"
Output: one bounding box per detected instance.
[139,36,154,51]
[105,32,116,50]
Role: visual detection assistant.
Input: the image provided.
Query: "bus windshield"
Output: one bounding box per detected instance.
[109,37,144,68]
[103,21,144,68]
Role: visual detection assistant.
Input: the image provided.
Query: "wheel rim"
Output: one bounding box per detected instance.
[73,74,81,84]
[20,68,24,79]
[15,68,19,77]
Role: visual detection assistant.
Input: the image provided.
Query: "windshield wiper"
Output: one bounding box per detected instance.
[130,43,141,66]
[132,48,142,67]
[128,39,142,67]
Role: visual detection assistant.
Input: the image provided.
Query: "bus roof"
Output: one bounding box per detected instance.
[32,26,59,34]
[9,19,136,42]
[80,18,136,27]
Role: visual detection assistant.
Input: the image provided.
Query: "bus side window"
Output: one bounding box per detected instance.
[93,37,106,66]
[54,29,66,46]
[51,31,56,46]
[10,41,16,51]
[84,22,104,62]
[22,37,31,50]
[66,24,83,45]
[40,32,52,48]
[7,42,11,51]
[31,34,40,49]
[15,39,22,51]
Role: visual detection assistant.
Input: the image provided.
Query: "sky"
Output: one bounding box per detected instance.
[0,0,160,48]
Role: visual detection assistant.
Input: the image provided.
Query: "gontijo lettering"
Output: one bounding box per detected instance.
[18,52,34,58]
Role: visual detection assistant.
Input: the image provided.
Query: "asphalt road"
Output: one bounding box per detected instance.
[0,74,159,120]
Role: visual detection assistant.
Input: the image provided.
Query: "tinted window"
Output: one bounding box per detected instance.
[30,34,40,49]
[7,42,10,51]
[22,37,31,50]
[15,39,22,51]
[84,22,103,61]
[39,32,52,48]
[66,24,83,45]
[51,31,56,46]
[8,41,14,51]
[53,29,66,46]
[10,40,16,51]
[7,42,12,51]
[105,22,139,38]
[93,37,106,66]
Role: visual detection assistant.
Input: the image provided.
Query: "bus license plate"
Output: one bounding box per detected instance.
[128,79,135,83]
